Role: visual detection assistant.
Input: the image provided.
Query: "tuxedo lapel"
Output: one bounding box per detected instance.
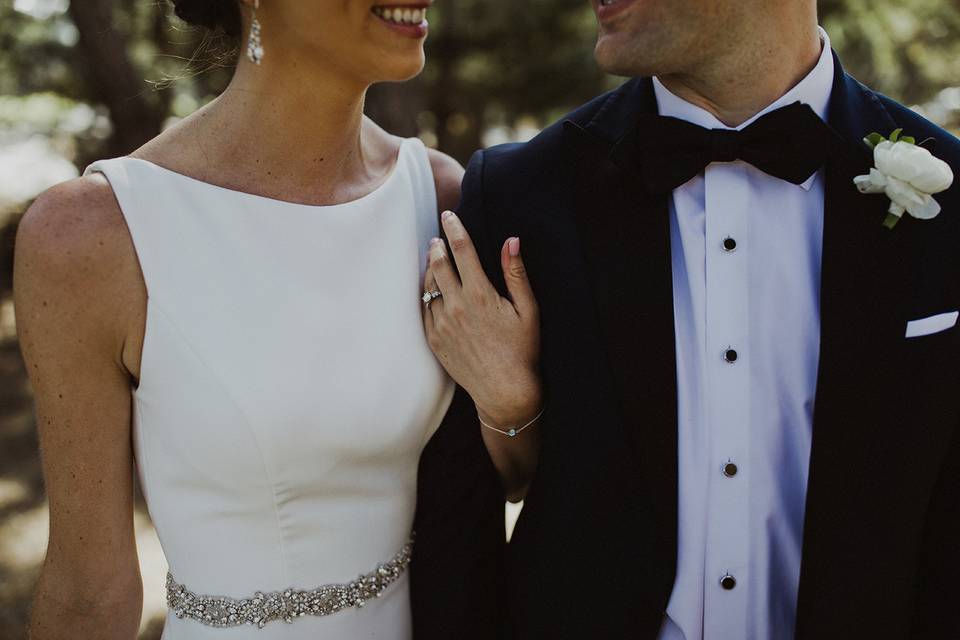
[796,57,918,636]
[561,79,679,596]
[816,64,906,412]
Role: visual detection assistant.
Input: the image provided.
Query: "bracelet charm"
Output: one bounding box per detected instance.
[478,405,545,438]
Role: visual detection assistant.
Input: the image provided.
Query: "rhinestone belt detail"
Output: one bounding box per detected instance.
[165,537,414,629]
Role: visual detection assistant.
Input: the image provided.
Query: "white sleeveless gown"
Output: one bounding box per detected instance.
[85,138,455,639]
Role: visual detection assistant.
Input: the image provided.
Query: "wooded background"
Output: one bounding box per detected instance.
[1,1,959,637]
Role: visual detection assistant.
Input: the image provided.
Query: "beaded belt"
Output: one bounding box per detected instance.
[165,537,414,629]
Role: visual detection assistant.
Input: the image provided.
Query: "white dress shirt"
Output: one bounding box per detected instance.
[656,29,835,640]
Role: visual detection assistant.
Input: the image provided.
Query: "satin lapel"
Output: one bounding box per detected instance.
[796,59,913,635]
[562,79,679,591]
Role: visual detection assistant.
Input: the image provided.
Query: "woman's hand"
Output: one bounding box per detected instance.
[423,211,543,499]
[424,210,542,424]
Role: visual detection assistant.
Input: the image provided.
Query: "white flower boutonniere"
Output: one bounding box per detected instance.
[854,129,954,229]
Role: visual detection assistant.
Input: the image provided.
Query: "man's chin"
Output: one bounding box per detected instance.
[594,35,648,77]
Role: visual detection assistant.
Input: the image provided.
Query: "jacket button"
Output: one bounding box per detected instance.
[720,574,737,590]
[722,237,738,252]
[723,462,738,478]
[723,348,739,363]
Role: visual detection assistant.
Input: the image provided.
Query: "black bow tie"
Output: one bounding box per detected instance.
[633,102,839,194]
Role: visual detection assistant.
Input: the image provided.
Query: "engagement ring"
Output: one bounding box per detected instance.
[422,290,442,306]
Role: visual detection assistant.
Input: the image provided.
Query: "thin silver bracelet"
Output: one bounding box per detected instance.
[478,405,546,438]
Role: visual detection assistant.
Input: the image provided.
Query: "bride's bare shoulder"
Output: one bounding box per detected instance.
[17,174,133,275]
[15,174,145,347]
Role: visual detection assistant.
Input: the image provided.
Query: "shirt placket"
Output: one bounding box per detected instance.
[702,162,752,638]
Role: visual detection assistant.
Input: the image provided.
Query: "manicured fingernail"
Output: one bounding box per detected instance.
[508,237,521,257]
[441,211,455,220]
[430,237,442,245]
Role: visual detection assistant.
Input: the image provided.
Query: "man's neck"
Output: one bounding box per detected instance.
[658,19,823,128]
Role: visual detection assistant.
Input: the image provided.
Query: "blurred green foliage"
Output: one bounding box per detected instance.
[822,0,960,108]
[1,0,958,174]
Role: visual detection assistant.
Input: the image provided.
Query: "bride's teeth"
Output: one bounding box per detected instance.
[373,7,427,24]
[374,6,427,25]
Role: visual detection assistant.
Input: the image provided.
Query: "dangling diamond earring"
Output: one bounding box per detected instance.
[246,0,264,65]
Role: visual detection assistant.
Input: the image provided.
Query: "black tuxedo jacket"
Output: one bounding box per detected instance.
[411,55,960,639]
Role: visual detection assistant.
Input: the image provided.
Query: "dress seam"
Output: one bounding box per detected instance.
[141,298,292,586]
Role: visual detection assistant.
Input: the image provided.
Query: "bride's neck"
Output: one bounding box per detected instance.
[211,55,374,185]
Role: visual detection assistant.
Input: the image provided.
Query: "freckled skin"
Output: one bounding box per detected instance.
[15,176,147,638]
[16,2,461,638]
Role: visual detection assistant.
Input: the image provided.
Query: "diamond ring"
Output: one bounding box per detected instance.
[422,290,442,307]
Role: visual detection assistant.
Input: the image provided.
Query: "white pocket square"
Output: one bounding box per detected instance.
[905,311,959,338]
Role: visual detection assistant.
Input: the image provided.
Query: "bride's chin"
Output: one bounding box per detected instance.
[373,55,427,83]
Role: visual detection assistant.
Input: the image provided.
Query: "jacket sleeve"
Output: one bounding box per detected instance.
[910,420,960,638]
[410,150,507,640]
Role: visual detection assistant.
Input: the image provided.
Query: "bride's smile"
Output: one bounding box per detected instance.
[371,3,430,38]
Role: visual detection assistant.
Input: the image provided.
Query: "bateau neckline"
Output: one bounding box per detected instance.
[122,138,412,210]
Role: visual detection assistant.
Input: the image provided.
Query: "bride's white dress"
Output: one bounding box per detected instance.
[85,138,454,639]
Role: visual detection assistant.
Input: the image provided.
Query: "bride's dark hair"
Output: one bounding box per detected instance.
[171,0,243,38]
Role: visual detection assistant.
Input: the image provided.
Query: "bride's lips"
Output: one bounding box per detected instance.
[371,4,430,39]
[596,0,637,24]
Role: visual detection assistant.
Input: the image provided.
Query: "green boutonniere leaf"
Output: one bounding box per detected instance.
[864,132,886,149]
[863,130,917,151]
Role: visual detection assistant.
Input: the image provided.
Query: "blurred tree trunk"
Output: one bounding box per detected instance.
[430,5,459,155]
[427,3,483,164]
[67,0,168,157]
[0,213,19,302]
[366,81,422,137]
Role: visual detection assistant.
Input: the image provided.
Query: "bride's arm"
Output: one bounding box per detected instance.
[15,179,145,640]
[426,150,543,503]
